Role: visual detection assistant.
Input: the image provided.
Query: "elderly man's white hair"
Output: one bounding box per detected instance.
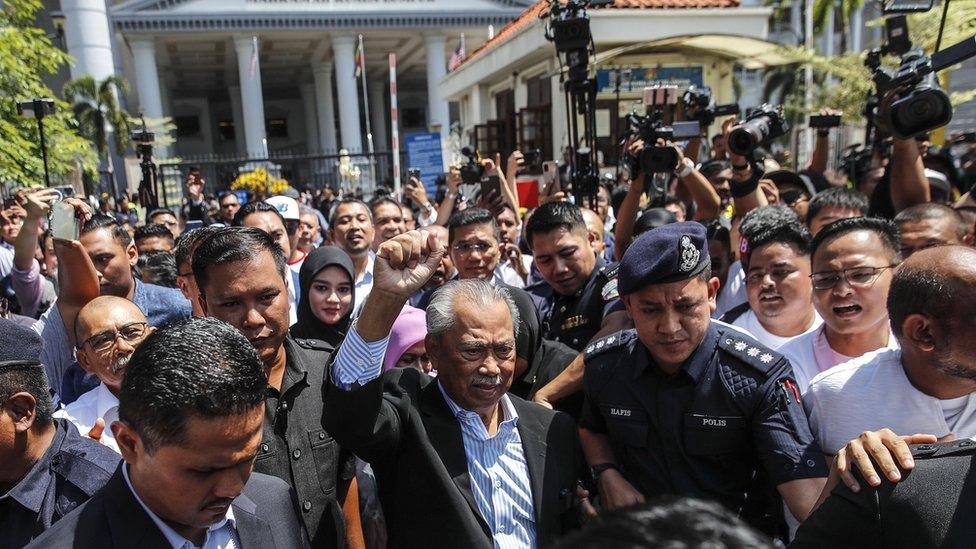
[426,279,520,338]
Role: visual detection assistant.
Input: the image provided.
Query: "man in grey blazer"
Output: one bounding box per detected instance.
[28,317,309,549]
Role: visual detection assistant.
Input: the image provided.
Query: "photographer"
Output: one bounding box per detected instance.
[180,167,214,225]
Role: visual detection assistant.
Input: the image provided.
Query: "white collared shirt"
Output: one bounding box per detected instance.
[494,255,533,289]
[54,382,121,453]
[354,253,375,312]
[122,464,240,549]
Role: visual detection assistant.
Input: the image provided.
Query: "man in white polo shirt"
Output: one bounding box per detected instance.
[54,296,153,452]
[804,245,976,455]
[780,217,901,393]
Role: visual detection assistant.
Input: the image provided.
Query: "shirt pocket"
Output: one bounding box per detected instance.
[255,438,276,464]
[309,428,338,496]
[682,413,750,455]
[601,404,649,447]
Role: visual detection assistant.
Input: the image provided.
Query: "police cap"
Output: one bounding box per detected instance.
[0,318,43,368]
[618,221,710,295]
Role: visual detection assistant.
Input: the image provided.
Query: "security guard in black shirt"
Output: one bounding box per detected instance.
[525,201,629,352]
[0,319,120,548]
[579,221,827,538]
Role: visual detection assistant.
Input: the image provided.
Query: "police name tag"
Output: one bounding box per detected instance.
[685,414,746,430]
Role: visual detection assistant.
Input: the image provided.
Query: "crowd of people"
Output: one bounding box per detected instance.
[3,109,976,549]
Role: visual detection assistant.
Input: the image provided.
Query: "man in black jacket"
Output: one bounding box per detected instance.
[325,230,587,548]
[28,317,309,549]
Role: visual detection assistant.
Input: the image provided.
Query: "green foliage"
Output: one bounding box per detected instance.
[127,114,177,154]
[0,0,98,186]
[64,75,132,158]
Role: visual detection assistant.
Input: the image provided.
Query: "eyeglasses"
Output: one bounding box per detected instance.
[80,322,149,352]
[810,265,897,290]
[452,242,494,255]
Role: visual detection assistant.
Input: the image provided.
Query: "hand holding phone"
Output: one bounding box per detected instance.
[50,201,80,241]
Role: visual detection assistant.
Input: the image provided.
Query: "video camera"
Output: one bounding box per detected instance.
[727,104,789,156]
[625,86,701,174]
[682,86,740,127]
[869,15,976,139]
[544,0,610,84]
[459,147,485,185]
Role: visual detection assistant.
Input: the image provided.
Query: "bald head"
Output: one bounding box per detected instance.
[581,208,606,256]
[76,296,147,343]
[887,245,976,340]
[74,296,152,394]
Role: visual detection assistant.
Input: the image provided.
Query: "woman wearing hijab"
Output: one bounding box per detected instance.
[291,247,355,348]
[509,298,581,419]
[382,305,433,374]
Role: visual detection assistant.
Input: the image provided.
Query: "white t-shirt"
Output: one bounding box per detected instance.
[730,309,822,350]
[713,261,746,319]
[780,326,900,394]
[804,348,976,454]
[54,382,121,453]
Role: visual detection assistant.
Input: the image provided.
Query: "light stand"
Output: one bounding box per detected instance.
[17,98,56,187]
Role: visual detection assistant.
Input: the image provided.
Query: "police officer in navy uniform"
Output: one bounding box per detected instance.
[524,201,630,352]
[0,319,120,547]
[579,221,828,539]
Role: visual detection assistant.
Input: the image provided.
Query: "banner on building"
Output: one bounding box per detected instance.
[595,66,704,95]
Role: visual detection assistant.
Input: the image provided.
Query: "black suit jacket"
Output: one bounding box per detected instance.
[325,367,583,548]
[26,465,310,549]
[791,440,976,548]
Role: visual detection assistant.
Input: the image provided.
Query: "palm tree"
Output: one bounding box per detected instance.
[63,75,131,192]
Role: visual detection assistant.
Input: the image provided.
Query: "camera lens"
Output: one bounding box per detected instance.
[641,146,678,174]
[890,87,952,139]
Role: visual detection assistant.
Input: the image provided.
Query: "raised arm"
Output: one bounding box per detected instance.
[434,166,461,226]
[12,189,59,317]
[51,198,98,347]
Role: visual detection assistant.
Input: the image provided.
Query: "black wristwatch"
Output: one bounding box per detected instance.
[591,462,620,479]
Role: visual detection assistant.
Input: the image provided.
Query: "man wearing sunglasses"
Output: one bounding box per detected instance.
[779,217,901,394]
[55,296,154,452]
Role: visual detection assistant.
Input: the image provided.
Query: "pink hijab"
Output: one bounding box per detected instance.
[382,305,428,371]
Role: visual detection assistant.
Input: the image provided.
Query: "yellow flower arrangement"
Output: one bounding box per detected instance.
[230,168,290,195]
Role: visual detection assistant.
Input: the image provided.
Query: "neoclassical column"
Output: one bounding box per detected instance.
[300,83,320,154]
[233,35,268,158]
[312,61,338,154]
[424,35,450,140]
[129,39,164,119]
[331,36,363,153]
[228,85,246,155]
[61,0,115,80]
[368,78,388,153]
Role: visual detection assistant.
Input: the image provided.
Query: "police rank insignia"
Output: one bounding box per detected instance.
[679,235,700,273]
[601,279,618,301]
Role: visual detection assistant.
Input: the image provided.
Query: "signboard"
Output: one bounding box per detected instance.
[596,66,704,95]
[404,133,444,194]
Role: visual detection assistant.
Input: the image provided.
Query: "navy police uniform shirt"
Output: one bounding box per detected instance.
[0,418,120,548]
[526,259,624,352]
[580,322,827,534]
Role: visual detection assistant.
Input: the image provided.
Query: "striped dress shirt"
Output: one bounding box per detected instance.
[332,324,537,548]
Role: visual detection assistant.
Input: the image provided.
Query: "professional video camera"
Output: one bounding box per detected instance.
[682,86,740,127]
[459,147,485,185]
[626,113,700,173]
[727,104,789,156]
[868,15,976,139]
[131,116,160,211]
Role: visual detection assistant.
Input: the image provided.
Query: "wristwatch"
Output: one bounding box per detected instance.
[675,157,694,178]
[590,462,620,479]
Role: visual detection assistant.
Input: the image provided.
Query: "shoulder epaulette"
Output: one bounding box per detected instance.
[584,329,635,361]
[716,330,783,376]
[718,302,751,324]
[294,337,335,353]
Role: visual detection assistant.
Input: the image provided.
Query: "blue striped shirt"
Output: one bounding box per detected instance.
[332,324,537,548]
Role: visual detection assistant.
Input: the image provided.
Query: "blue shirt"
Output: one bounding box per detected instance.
[0,419,120,548]
[332,325,537,548]
[132,278,192,327]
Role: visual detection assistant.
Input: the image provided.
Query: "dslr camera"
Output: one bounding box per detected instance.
[626,112,700,173]
[459,147,485,185]
[682,86,740,127]
[727,104,789,156]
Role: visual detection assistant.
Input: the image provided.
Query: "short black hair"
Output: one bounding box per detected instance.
[806,186,869,226]
[554,496,772,549]
[706,221,731,250]
[739,205,811,263]
[134,223,175,245]
[137,250,178,288]
[370,196,402,215]
[888,252,970,340]
[811,217,901,264]
[147,208,177,220]
[173,225,223,270]
[0,365,54,427]
[192,227,287,292]
[894,203,968,241]
[610,187,629,219]
[524,201,586,248]
[232,200,284,227]
[117,317,266,452]
[329,198,371,227]
[218,191,240,204]
[447,207,500,244]
[634,207,677,237]
[81,214,133,247]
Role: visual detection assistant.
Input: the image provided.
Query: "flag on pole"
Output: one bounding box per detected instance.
[354,36,364,78]
[248,36,258,80]
[448,34,466,71]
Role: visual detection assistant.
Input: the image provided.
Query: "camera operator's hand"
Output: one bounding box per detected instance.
[875,85,911,137]
[722,116,751,177]
[477,188,505,217]
[506,150,525,182]
[187,174,204,202]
